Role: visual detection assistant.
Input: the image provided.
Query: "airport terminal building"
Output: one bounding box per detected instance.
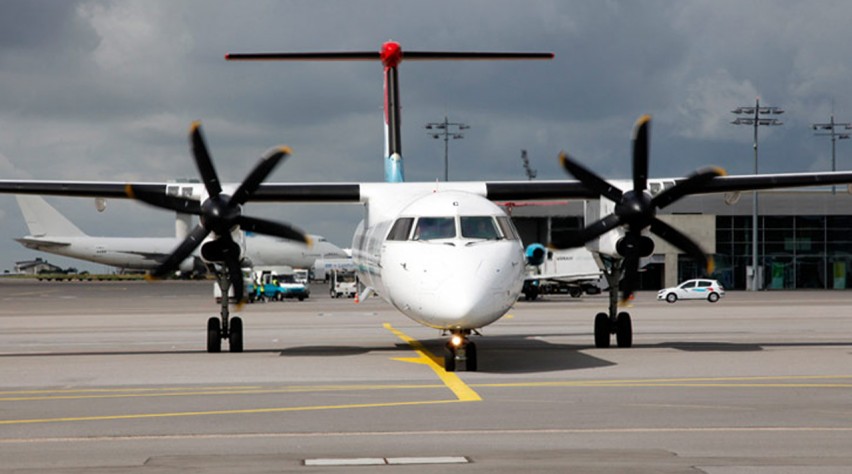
[505,188,852,291]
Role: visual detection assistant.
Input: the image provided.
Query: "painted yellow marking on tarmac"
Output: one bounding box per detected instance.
[0,383,449,402]
[472,374,852,389]
[383,323,482,402]
[0,399,462,426]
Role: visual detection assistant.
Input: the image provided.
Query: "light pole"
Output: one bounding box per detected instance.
[426,116,469,181]
[521,149,537,180]
[812,113,851,194]
[731,98,783,291]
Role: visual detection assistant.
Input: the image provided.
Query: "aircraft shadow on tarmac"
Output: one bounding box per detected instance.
[276,335,613,374]
[3,340,850,369]
[415,335,616,374]
[640,340,852,352]
[278,345,410,357]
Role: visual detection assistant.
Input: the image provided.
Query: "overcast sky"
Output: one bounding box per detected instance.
[2,0,852,272]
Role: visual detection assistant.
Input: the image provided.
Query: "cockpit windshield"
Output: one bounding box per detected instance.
[387,215,521,242]
[460,216,499,240]
[413,217,456,240]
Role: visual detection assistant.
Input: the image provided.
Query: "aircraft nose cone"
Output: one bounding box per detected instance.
[385,241,524,329]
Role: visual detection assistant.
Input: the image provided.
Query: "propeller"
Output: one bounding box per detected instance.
[127,121,311,303]
[551,115,725,302]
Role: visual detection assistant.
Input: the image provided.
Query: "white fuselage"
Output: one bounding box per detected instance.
[352,184,526,330]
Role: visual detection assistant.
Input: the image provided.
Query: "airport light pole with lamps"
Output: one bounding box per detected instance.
[426,116,469,181]
[812,113,851,194]
[731,98,783,291]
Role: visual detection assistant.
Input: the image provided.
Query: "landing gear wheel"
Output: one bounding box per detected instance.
[207,317,222,353]
[463,341,477,372]
[444,334,478,372]
[666,293,677,303]
[616,312,632,348]
[229,316,243,353]
[708,292,719,303]
[443,346,456,372]
[594,312,611,348]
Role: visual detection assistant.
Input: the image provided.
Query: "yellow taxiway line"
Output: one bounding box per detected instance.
[383,323,482,402]
[0,324,481,425]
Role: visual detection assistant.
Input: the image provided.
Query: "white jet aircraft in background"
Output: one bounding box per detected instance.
[14,195,347,273]
[4,41,852,372]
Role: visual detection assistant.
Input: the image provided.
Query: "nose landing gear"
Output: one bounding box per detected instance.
[208,268,244,353]
[444,330,477,372]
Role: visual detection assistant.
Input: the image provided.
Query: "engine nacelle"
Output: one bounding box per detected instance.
[177,256,207,275]
[525,243,547,267]
[615,234,654,258]
[200,229,246,264]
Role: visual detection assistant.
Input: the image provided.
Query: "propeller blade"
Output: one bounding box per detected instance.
[632,115,651,193]
[559,152,623,203]
[150,224,209,279]
[620,255,640,304]
[651,166,727,209]
[230,147,291,206]
[190,122,223,197]
[550,214,622,249]
[237,215,311,245]
[125,184,201,214]
[649,218,714,274]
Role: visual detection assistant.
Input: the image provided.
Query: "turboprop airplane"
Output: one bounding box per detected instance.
[14,194,347,273]
[4,41,852,371]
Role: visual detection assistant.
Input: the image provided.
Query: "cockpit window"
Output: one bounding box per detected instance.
[460,216,499,240]
[496,216,520,241]
[413,217,456,240]
[387,217,414,241]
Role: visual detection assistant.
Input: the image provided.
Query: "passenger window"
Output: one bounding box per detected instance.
[496,216,520,241]
[413,217,456,240]
[387,217,414,241]
[460,216,499,240]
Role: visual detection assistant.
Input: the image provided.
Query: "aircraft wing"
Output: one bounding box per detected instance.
[485,172,852,200]
[0,181,365,203]
[14,237,71,249]
[693,172,852,194]
[2,171,852,202]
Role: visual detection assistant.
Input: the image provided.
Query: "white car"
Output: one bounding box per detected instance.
[657,279,725,303]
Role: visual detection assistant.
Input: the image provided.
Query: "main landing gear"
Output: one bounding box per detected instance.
[444,330,477,372]
[594,257,633,349]
[208,269,243,353]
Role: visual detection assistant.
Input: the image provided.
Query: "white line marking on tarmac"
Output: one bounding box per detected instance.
[304,457,469,466]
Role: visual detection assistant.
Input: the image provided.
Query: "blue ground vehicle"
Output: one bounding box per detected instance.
[249,271,310,302]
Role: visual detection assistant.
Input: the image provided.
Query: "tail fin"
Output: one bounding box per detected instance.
[225,42,553,184]
[15,195,87,237]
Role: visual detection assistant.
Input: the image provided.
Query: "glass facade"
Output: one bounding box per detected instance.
[715,215,852,290]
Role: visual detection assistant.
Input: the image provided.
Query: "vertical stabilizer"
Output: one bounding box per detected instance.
[225,43,552,184]
[15,195,87,237]
[381,42,405,183]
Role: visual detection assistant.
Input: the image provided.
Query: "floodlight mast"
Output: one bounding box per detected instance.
[812,113,851,194]
[731,98,784,291]
[425,116,469,181]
